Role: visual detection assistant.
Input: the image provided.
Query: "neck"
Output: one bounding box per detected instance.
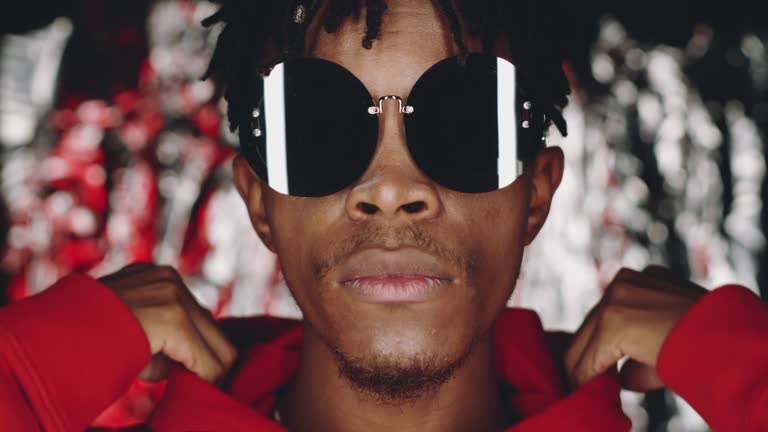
[277,323,508,432]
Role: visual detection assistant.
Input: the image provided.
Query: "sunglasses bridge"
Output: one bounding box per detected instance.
[367,95,415,115]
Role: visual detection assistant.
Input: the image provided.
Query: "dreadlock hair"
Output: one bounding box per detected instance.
[202,0,571,144]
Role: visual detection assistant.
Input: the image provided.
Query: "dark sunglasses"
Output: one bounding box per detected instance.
[238,53,546,197]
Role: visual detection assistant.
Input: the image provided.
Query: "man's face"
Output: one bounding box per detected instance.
[234,0,563,400]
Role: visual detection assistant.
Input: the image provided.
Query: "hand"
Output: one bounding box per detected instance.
[99,262,237,384]
[564,266,708,392]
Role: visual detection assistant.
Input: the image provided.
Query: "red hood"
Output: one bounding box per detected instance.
[148,309,631,431]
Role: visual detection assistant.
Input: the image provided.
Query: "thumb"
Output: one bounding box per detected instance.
[620,360,666,392]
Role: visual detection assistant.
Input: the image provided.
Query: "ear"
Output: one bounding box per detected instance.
[524,146,564,245]
[232,155,276,252]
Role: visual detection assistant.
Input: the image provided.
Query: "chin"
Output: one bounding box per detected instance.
[331,296,478,360]
[322,314,480,402]
[292,276,497,401]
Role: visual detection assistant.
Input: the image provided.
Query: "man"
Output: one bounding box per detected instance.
[0,1,766,431]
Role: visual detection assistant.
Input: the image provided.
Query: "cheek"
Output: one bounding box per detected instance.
[262,192,345,314]
[450,188,529,316]
[260,184,530,358]
[480,201,526,268]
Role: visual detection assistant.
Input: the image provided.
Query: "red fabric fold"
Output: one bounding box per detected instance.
[7,274,766,431]
[149,309,631,431]
[0,274,151,431]
[658,285,768,432]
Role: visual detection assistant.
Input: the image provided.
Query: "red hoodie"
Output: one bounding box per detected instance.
[0,274,765,431]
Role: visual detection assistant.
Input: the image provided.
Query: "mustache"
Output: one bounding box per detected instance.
[312,224,476,282]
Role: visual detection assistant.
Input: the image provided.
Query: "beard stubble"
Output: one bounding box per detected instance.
[308,222,483,405]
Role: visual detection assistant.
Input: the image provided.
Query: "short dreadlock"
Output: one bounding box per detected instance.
[202,0,570,143]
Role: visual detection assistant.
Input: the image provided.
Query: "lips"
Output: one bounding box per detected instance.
[336,248,455,303]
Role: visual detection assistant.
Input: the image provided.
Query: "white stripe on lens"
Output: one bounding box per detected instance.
[264,63,290,194]
[496,57,519,188]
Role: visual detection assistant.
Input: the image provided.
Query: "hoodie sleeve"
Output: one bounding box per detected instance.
[0,274,152,431]
[657,284,768,432]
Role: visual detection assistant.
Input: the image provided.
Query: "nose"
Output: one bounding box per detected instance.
[345,98,442,222]
[345,167,442,221]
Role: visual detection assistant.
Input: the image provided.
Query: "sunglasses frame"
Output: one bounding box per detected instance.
[240,53,547,197]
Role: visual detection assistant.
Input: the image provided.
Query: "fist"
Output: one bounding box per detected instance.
[564,266,708,392]
[99,263,237,384]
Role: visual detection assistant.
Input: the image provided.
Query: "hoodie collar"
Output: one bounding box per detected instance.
[149,309,630,431]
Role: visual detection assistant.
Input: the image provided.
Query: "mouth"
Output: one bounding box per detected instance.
[336,248,456,303]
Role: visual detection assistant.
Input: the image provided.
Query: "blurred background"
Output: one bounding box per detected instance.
[0,0,766,430]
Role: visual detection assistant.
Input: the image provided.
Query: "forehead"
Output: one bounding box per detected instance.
[302,1,486,100]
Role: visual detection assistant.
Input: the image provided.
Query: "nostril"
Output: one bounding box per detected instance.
[357,202,379,215]
[401,201,427,214]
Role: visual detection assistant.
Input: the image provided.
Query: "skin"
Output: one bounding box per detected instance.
[565,266,707,392]
[234,2,562,431]
[97,1,709,431]
[99,263,237,384]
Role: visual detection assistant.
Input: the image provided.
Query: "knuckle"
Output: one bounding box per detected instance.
[615,267,638,280]
[155,281,179,298]
[603,284,618,302]
[160,302,187,324]
[155,267,189,298]
[223,345,239,367]
[611,282,632,298]
[156,265,181,280]
[602,303,628,325]
[605,281,632,302]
